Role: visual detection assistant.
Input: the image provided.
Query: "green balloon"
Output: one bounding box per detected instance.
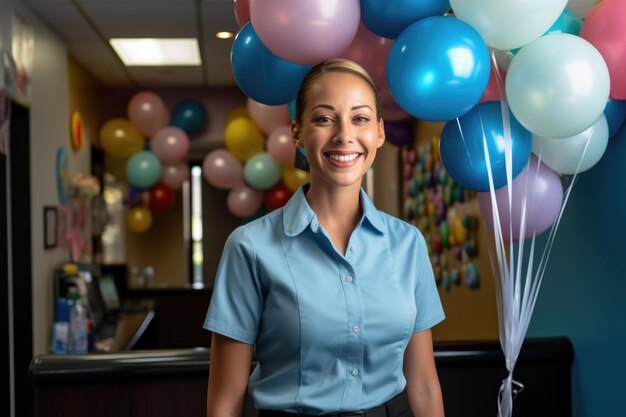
[126,151,162,189]
[244,152,281,190]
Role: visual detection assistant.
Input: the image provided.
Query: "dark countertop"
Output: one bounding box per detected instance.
[29,337,573,384]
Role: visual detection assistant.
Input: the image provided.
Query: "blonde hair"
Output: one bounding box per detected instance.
[294,58,381,124]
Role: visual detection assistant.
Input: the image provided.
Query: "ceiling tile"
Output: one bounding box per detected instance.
[22,2,97,42]
[67,40,134,87]
[80,2,198,38]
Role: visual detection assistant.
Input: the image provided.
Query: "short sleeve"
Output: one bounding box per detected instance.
[203,226,264,344]
[413,228,445,333]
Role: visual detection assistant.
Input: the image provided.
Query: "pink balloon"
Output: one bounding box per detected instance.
[480,67,507,104]
[341,23,394,92]
[127,91,169,137]
[477,155,563,242]
[249,0,361,65]
[161,162,189,191]
[247,98,290,135]
[151,127,190,165]
[227,185,263,218]
[379,88,409,121]
[267,125,296,166]
[580,0,626,99]
[202,149,244,190]
[234,0,250,27]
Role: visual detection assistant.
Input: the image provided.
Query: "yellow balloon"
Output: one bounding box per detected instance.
[226,106,249,123]
[99,118,144,158]
[282,167,310,192]
[224,117,265,162]
[453,216,468,245]
[127,207,152,233]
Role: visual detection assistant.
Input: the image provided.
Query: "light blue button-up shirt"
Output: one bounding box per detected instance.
[204,185,444,414]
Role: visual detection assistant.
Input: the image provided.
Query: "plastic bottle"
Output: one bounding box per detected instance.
[68,288,88,354]
[51,297,71,354]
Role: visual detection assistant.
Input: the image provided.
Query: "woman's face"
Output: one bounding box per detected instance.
[291,71,385,192]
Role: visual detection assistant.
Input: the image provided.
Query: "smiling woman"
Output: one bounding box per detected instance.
[204,59,446,417]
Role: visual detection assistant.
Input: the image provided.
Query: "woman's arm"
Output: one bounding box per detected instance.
[207,332,254,417]
[403,330,445,417]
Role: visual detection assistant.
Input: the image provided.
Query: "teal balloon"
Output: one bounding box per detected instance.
[288,100,296,121]
[171,99,208,137]
[244,152,281,190]
[126,151,162,189]
[604,100,626,138]
[511,8,582,54]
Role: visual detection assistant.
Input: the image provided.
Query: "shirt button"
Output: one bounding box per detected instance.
[350,246,356,252]
[351,369,359,376]
[352,325,360,333]
[345,276,353,283]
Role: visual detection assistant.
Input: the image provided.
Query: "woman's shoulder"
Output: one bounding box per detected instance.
[225,209,284,246]
[376,210,423,237]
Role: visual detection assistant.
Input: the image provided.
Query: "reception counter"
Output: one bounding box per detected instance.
[29,337,573,417]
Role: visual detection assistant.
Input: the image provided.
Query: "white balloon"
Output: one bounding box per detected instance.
[449,0,567,50]
[506,33,610,138]
[532,114,609,175]
[566,0,597,18]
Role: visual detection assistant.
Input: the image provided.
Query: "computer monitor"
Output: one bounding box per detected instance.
[97,274,121,317]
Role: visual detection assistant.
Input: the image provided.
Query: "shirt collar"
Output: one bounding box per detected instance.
[283,184,386,237]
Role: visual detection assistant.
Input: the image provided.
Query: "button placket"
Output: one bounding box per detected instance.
[340,262,364,407]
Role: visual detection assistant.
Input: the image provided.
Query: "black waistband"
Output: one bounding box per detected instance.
[257,390,409,417]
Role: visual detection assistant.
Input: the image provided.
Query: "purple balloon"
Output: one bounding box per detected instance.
[249,0,360,65]
[478,155,563,242]
[384,119,414,146]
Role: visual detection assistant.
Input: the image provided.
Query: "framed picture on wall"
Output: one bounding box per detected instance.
[44,206,57,249]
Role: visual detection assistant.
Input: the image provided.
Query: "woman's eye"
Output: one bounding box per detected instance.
[315,116,332,123]
[354,116,370,123]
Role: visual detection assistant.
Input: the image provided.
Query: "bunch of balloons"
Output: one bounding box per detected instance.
[230,0,626,238]
[99,92,209,233]
[202,99,310,218]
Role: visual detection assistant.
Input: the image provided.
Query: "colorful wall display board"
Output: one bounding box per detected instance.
[402,136,480,292]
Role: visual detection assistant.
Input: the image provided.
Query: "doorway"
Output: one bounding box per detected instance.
[2,100,33,417]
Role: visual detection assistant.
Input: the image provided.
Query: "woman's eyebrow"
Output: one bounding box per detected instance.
[311,104,372,111]
[312,104,335,111]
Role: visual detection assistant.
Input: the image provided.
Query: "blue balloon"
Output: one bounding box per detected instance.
[604,100,626,138]
[361,0,451,39]
[386,16,490,122]
[171,99,208,137]
[231,23,312,105]
[287,99,296,121]
[439,102,532,192]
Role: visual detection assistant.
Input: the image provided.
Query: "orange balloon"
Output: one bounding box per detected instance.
[127,207,152,233]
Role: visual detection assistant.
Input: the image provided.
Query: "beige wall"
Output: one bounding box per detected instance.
[0,0,92,356]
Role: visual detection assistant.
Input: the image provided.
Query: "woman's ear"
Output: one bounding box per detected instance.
[291,120,303,148]
[377,118,386,148]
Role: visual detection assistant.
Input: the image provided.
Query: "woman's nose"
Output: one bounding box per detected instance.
[333,121,355,143]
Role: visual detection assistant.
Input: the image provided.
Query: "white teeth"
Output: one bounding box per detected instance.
[328,153,359,162]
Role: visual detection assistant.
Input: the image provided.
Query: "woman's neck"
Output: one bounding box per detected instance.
[305,182,363,236]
